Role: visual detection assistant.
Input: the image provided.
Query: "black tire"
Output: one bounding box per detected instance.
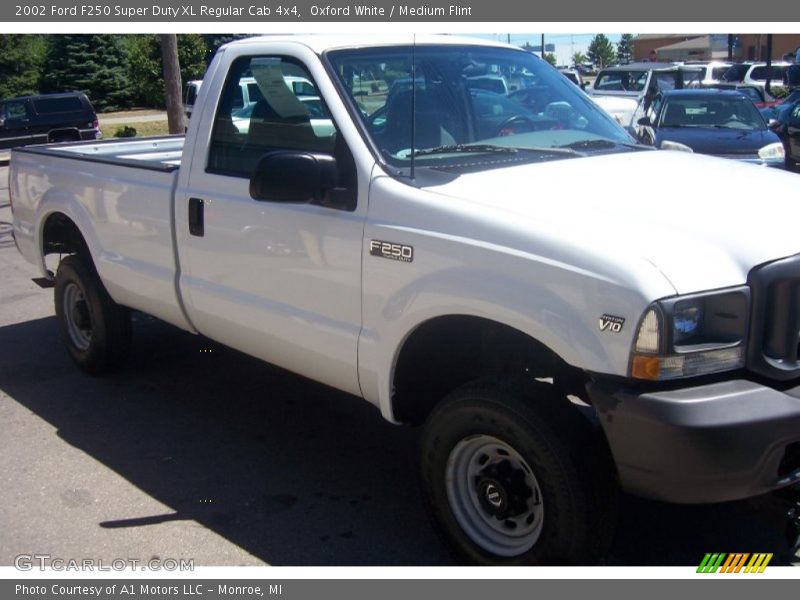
[54,255,132,375]
[420,379,617,565]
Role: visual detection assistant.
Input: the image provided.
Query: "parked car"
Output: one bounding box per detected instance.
[231,96,335,137]
[590,95,640,128]
[0,92,100,150]
[635,89,784,166]
[681,61,733,86]
[700,82,780,109]
[726,62,793,91]
[591,62,703,102]
[10,34,800,567]
[759,89,800,122]
[721,62,753,83]
[788,64,800,89]
[184,75,317,121]
[558,67,585,89]
[183,80,202,120]
[767,97,800,171]
[466,74,509,95]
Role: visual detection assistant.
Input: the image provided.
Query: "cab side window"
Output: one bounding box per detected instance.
[1,100,30,122]
[207,55,338,178]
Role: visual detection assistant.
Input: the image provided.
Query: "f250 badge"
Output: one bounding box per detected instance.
[599,314,625,333]
[370,240,414,263]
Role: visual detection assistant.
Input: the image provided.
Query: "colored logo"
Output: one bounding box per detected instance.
[697,553,773,573]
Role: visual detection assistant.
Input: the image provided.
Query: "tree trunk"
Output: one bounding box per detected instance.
[159,34,184,134]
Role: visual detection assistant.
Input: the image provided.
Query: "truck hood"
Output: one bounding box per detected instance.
[422,149,800,295]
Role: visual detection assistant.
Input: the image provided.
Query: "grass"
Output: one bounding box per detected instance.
[99,108,165,120]
[104,120,172,138]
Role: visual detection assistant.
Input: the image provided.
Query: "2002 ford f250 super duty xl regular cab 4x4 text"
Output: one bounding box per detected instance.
[10,35,800,565]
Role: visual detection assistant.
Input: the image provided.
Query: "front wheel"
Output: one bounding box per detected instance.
[54,255,132,374]
[420,379,616,565]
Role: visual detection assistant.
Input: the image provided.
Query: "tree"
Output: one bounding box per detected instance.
[587,34,616,70]
[617,33,635,64]
[127,34,207,108]
[571,51,588,67]
[543,53,557,66]
[201,34,254,66]
[159,35,184,133]
[0,35,46,99]
[41,35,133,112]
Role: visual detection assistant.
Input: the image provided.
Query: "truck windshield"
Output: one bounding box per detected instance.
[326,44,633,170]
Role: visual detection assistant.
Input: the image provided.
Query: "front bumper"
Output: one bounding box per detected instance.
[587,379,800,503]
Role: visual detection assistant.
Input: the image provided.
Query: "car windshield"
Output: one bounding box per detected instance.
[326,44,632,170]
[659,96,766,130]
[594,70,647,92]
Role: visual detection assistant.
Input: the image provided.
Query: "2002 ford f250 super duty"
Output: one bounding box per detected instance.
[10,35,800,565]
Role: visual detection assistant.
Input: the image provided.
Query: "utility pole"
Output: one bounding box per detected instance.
[541,33,545,59]
[159,34,185,134]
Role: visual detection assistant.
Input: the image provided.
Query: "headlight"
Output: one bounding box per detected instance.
[758,142,785,160]
[660,140,694,152]
[630,287,750,380]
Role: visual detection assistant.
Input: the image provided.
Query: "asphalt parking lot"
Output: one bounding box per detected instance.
[0,164,798,568]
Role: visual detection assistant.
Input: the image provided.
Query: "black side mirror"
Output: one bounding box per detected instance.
[250,151,337,204]
[767,118,780,130]
[637,116,652,126]
[580,82,589,91]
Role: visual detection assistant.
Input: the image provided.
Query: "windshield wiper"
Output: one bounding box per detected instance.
[412,143,587,159]
[411,144,519,157]
[557,139,643,151]
[711,124,753,130]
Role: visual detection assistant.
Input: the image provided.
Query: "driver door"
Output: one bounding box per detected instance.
[176,51,365,396]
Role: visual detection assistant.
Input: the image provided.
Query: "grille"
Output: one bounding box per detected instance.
[747,253,800,380]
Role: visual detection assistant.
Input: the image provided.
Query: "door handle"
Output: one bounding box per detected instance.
[188,197,204,237]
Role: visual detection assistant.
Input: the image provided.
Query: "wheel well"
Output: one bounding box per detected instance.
[42,213,90,263]
[48,128,80,143]
[391,316,587,425]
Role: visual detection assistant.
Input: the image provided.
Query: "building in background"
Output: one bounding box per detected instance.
[634,33,800,62]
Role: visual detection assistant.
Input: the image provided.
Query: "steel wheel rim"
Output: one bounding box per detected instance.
[63,281,92,351]
[445,434,544,557]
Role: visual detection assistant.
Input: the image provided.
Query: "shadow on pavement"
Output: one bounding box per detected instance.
[0,314,796,566]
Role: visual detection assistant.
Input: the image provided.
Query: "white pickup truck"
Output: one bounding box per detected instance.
[10,35,800,565]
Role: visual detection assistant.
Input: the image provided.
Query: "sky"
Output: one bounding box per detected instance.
[472,33,625,66]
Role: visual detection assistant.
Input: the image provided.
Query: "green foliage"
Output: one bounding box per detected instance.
[200,34,254,65]
[113,125,137,137]
[41,35,133,112]
[617,34,635,64]
[588,34,617,70]
[571,51,587,67]
[543,53,557,66]
[768,86,789,99]
[127,34,207,108]
[0,35,46,99]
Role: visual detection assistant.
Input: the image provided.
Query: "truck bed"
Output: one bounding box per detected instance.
[10,134,190,332]
[14,135,185,170]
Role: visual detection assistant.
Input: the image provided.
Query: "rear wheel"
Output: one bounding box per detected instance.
[54,255,131,374]
[420,379,616,565]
